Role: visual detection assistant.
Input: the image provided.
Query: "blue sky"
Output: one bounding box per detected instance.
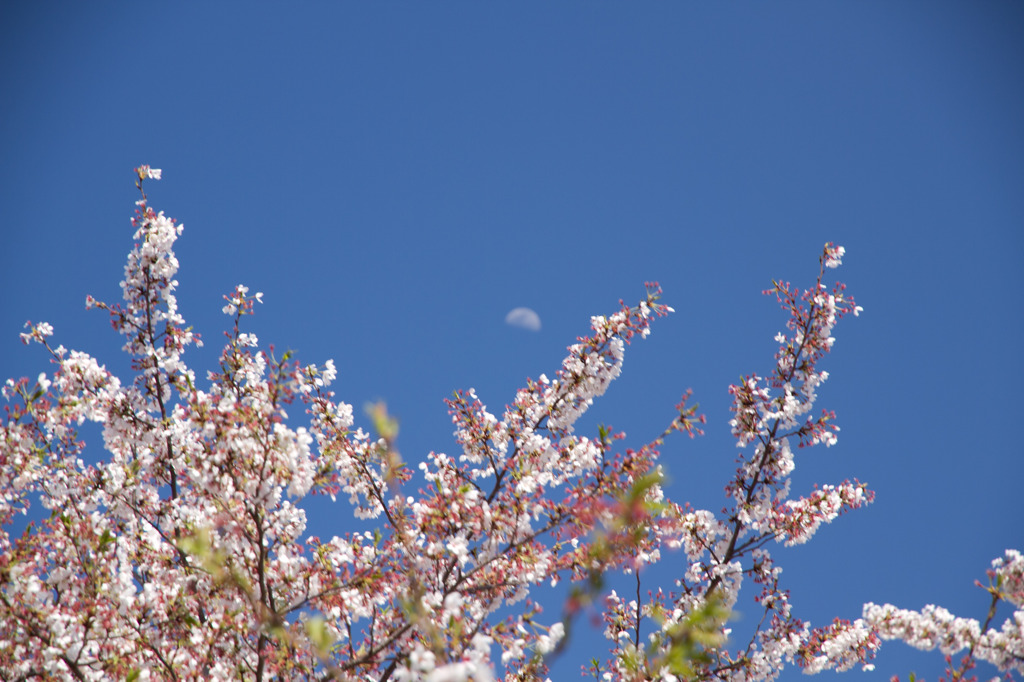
[2,3,1022,680]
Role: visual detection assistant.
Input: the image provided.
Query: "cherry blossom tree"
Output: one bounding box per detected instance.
[1,167,1020,681]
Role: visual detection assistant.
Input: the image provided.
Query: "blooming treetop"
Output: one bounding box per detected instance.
[0,167,1020,681]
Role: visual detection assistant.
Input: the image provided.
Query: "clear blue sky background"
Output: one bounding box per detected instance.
[2,3,1022,680]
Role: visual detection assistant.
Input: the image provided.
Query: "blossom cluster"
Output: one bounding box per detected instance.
[1,171,1020,682]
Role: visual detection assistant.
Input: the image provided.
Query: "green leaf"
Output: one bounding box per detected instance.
[97,529,114,552]
[305,616,334,654]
